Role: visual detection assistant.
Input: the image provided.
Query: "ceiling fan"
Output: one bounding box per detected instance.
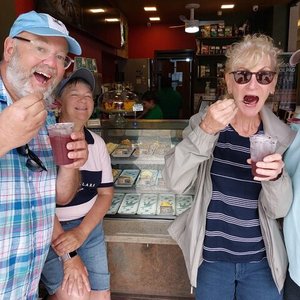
[169,3,223,33]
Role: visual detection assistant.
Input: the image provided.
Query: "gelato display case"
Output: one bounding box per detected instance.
[89,119,194,220]
[88,119,194,298]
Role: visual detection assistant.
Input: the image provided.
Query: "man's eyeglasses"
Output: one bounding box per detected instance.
[13,36,73,69]
[17,144,47,172]
[230,70,276,85]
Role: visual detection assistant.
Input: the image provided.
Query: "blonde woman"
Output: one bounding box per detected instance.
[163,34,296,300]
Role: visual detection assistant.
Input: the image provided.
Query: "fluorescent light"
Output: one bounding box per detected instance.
[144,7,157,11]
[89,8,105,13]
[105,18,119,22]
[221,4,235,9]
[149,17,160,21]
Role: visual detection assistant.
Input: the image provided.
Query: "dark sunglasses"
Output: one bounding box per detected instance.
[230,70,276,85]
[17,144,47,172]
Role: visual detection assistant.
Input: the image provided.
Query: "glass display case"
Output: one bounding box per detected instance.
[88,120,194,298]
[89,119,194,220]
[98,87,139,124]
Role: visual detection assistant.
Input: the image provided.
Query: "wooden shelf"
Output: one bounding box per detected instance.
[196,36,239,40]
[196,54,225,57]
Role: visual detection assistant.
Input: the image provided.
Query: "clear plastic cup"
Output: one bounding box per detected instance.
[48,122,74,165]
[249,134,277,177]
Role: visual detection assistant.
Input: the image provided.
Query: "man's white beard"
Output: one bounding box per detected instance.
[6,49,56,107]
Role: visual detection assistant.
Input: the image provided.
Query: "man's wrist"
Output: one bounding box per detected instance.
[59,250,78,262]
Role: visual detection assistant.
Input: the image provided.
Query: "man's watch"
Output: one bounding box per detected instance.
[59,250,78,262]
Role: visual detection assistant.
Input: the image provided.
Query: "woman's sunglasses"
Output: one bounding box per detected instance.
[230,70,276,85]
[17,144,47,172]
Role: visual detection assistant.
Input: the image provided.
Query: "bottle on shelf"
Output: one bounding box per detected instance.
[205,82,210,95]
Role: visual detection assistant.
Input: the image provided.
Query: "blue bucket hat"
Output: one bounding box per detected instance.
[9,10,81,55]
[56,68,95,96]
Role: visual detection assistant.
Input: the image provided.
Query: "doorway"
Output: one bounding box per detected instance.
[153,50,194,119]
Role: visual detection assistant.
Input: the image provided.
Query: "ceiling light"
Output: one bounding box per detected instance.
[149,17,160,21]
[144,7,157,11]
[221,4,235,9]
[89,8,105,13]
[185,20,199,33]
[105,18,119,22]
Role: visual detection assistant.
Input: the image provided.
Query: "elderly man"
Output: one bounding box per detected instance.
[0,11,88,299]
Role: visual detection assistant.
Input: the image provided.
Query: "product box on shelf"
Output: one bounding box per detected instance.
[201,44,209,55]
[217,24,225,37]
[209,46,216,55]
[200,25,211,38]
[210,24,218,37]
[224,26,233,37]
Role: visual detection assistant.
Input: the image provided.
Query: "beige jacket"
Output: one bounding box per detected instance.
[163,106,296,292]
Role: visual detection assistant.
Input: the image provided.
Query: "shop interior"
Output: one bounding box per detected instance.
[2,1,300,299]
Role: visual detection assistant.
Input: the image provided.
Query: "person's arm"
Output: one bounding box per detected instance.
[260,168,293,219]
[56,131,88,205]
[51,216,91,296]
[52,187,113,254]
[51,187,113,295]
[136,110,148,119]
[163,99,237,194]
[76,186,113,239]
[0,93,47,157]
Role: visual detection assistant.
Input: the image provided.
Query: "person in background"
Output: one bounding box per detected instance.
[138,91,163,119]
[41,68,114,300]
[282,50,300,300]
[0,11,88,299]
[157,76,183,119]
[163,34,296,300]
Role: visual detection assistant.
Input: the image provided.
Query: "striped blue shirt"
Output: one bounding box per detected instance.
[0,79,57,299]
[203,124,266,263]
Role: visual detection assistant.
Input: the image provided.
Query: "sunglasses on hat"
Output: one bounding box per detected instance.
[230,70,276,85]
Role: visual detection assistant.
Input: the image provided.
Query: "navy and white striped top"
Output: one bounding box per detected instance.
[203,124,266,263]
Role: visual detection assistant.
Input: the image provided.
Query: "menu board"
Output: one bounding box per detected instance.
[273,53,298,112]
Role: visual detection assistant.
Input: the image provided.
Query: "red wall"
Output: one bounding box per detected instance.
[13,1,197,80]
[14,0,34,15]
[128,24,196,58]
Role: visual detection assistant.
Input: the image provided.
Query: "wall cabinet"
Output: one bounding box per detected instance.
[195,37,239,103]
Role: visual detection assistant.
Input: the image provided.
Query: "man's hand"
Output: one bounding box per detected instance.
[200,98,238,135]
[0,93,47,154]
[62,256,91,297]
[63,131,88,169]
[55,131,88,204]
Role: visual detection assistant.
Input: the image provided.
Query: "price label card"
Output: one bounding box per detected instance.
[133,103,143,112]
[87,119,101,127]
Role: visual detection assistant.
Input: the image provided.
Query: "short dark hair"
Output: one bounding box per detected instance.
[142,91,158,104]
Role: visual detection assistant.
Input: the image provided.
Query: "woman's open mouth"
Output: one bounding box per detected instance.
[243,95,259,105]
